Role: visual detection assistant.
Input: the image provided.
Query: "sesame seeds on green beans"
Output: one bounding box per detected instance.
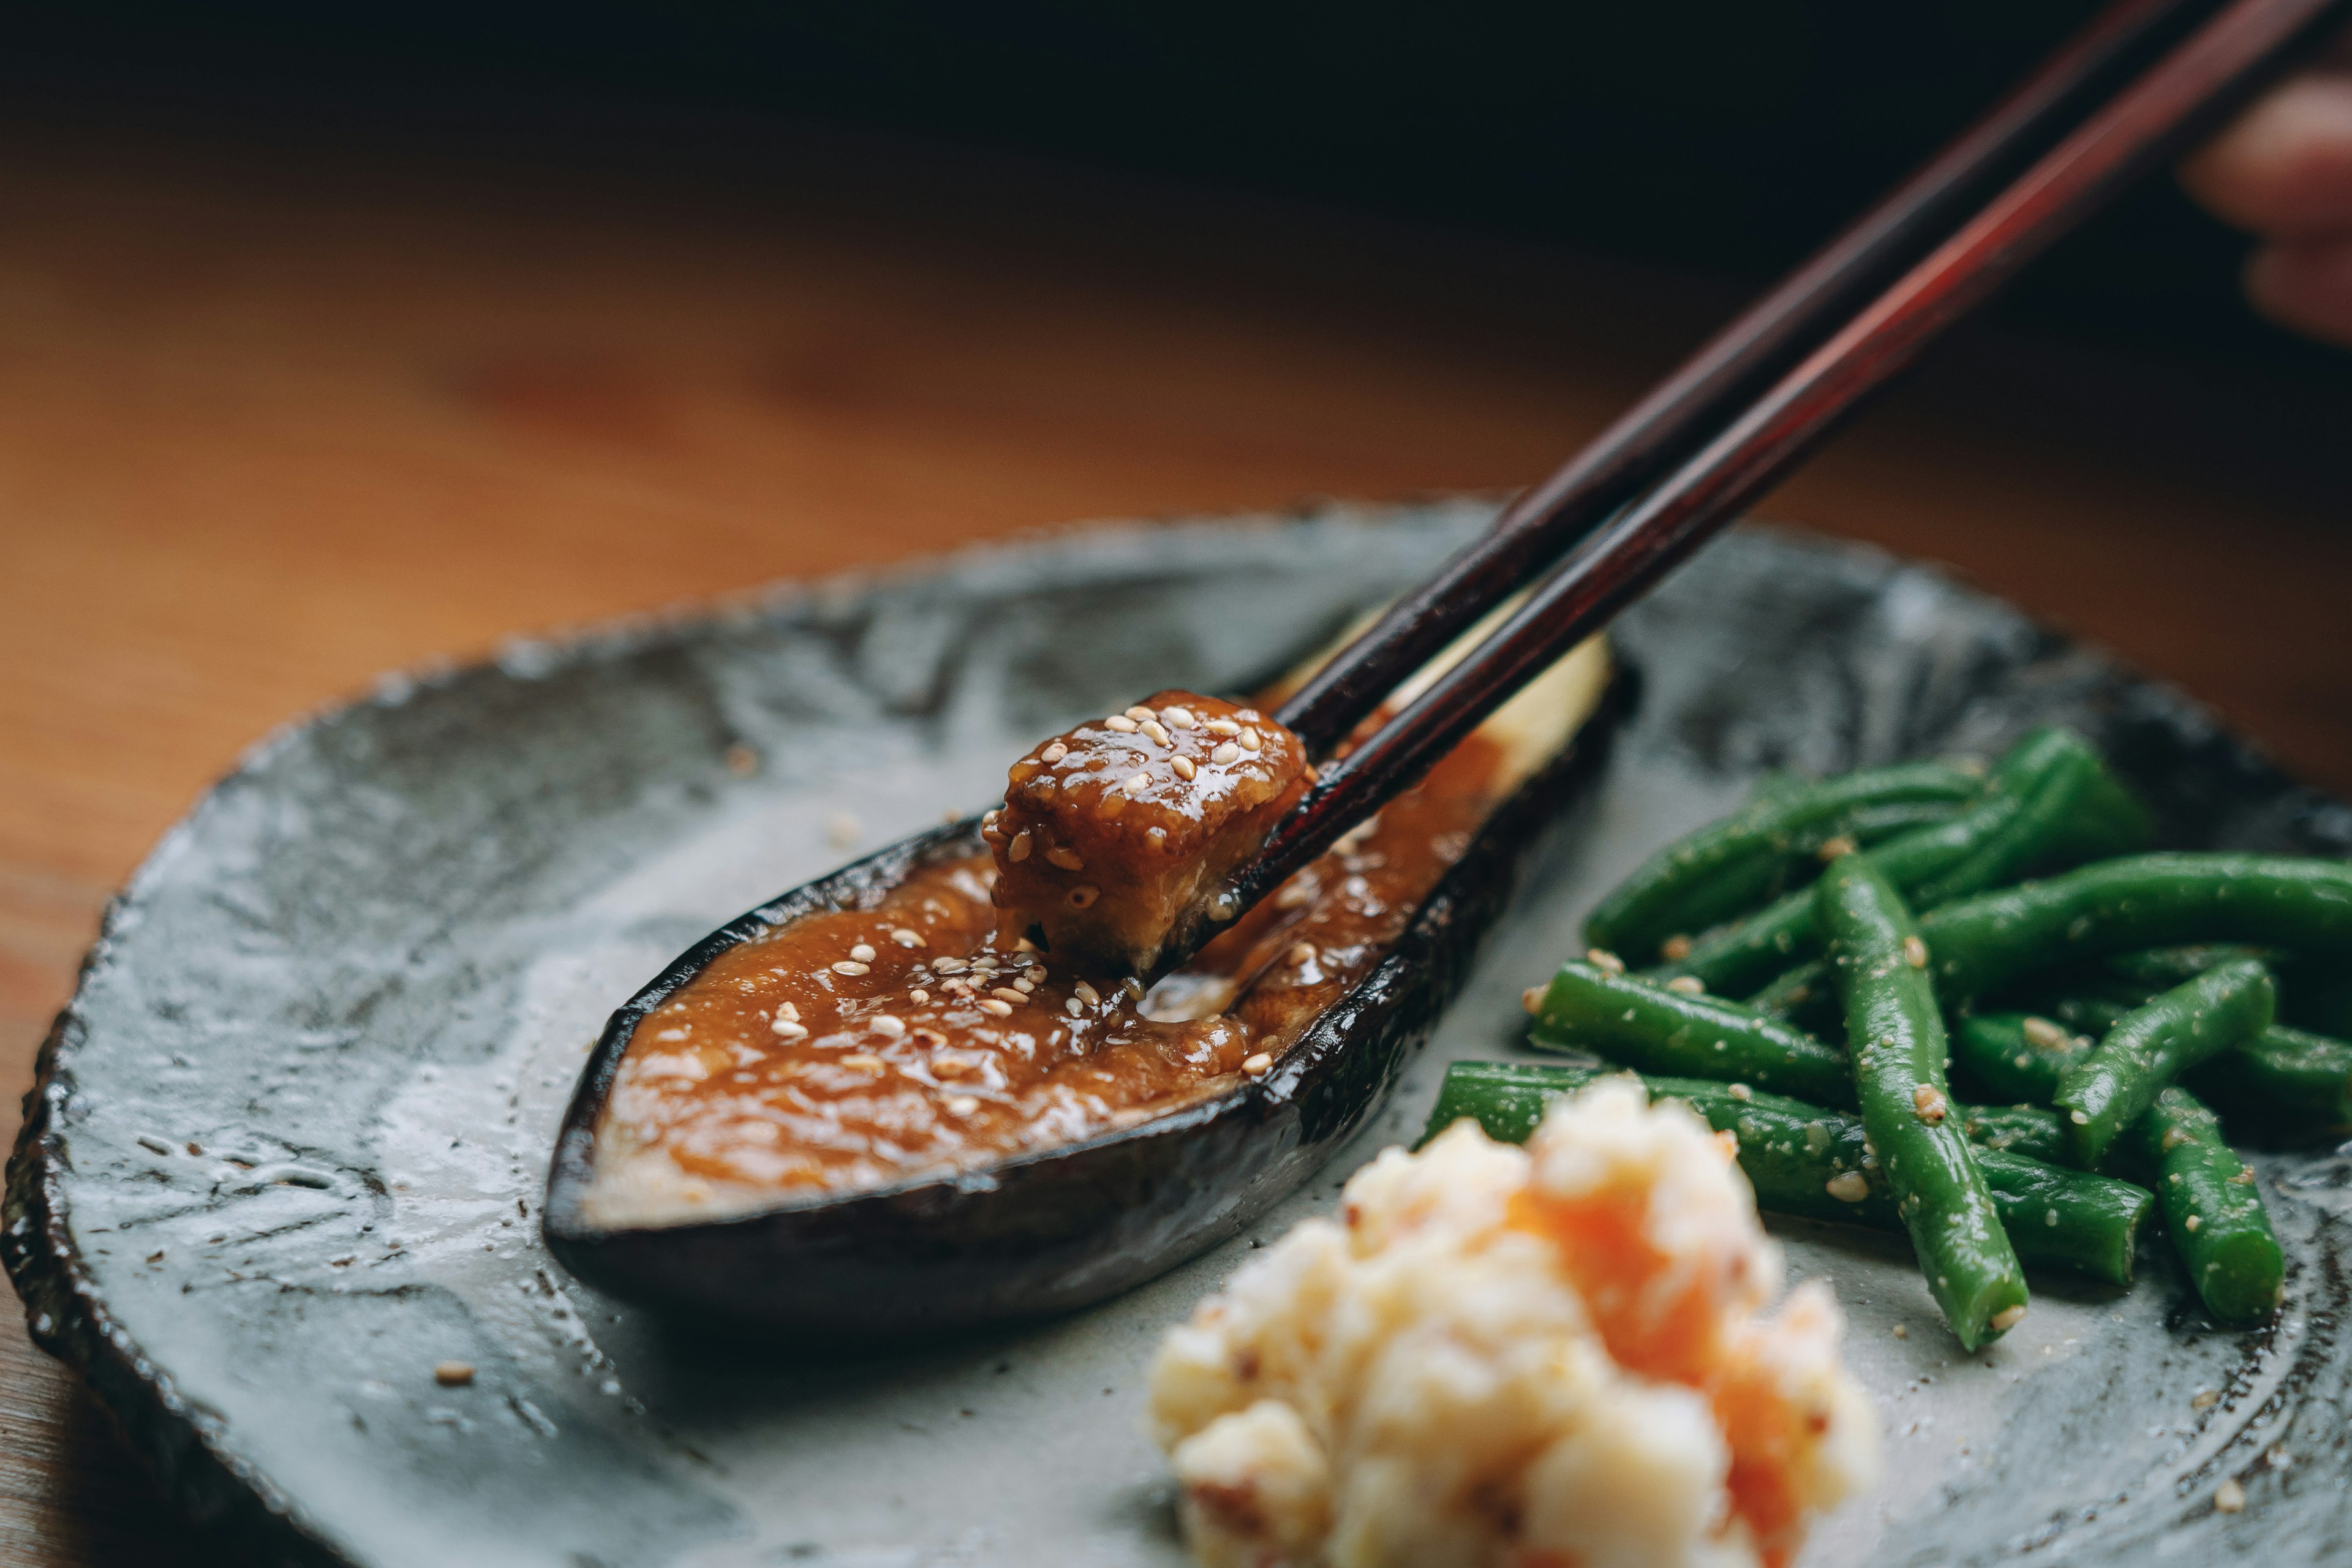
[2052,959,2276,1168]
[1525,959,1853,1106]
[1819,854,2027,1350]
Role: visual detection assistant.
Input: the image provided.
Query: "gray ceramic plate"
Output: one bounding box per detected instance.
[9,504,2351,1568]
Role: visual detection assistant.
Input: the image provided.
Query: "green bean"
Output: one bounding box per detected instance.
[1956,1101,2073,1164]
[1423,1062,2150,1286]
[1819,855,2027,1348]
[1956,1000,2352,1145]
[1974,1147,2148,1286]
[2096,944,2274,992]
[2053,960,2276,1168]
[1654,729,2138,998]
[1747,957,1836,1021]
[1525,959,1853,1106]
[1951,1012,2094,1104]
[2128,1087,2283,1327]
[1919,854,2352,1005]
[1582,761,1981,962]
[2191,1023,2352,1141]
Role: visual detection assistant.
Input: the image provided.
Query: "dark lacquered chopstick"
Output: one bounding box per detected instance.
[1225,0,2352,935]
[1272,0,2224,760]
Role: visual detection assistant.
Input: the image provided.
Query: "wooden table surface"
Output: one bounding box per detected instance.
[2,102,2348,1566]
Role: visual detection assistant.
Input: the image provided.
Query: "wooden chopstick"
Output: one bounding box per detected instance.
[1239,0,2352,921]
[1272,0,2223,759]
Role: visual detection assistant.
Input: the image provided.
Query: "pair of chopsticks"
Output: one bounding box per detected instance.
[1227,0,2348,924]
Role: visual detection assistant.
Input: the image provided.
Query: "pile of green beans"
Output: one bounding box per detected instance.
[1639,728,2155,1001]
[1512,728,2342,1340]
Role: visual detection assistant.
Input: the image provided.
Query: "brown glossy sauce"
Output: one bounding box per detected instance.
[584,729,1507,1223]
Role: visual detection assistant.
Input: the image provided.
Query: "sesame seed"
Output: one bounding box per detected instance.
[2070,1109,2090,1125]
[1241,1053,1273,1076]
[1660,934,1693,962]
[1817,835,1858,861]
[909,989,930,1005]
[1172,755,1197,780]
[1522,986,1545,1014]
[1008,831,1033,862]
[870,1015,907,1038]
[1825,1172,1869,1203]
[1123,977,1146,1000]
[979,998,1014,1017]
[992,987,1028,1005]
[840,1054,885,1071]
[1125,706,1156,722]
[1289,943,1316,967]
[1162,707,1196,729]
[982,809,999,831]
[850,943,878,963]
[1902,935,1929,969]
[1205,718,1242,736]
[1012,977,1035,992]
[771,1017,809,1039]
[1104,715,1139,732]
[1210,742,1241,765]
[1141,720,1171,746]
[2185,1213,2202,1232]
[1237,709,1262,722]
[1912,1084,1948,1123]
[2022,1016,2070,1050]
[1065,998,1082,1016]
[947,1095,981,1116]
[932,957,968,973]
[1237,727,1262,751]
[892,927,925,948]
[832,960,871,976]
[1123,772,1152,796]
[1665,975,1705,995]
[1728,1083,1753,1101]
[2192,1389,2220,1409]
[1586,949,1626,976]
[1989,1304,2027,1332]
[1891,1324,1909,1339]
[1046,846,1084,870]
[1041,742,1068,763]
[1068,885,1099,909]
[2214,1478,2245,1513]
[1073,980,1101,1006]
[434,1361,477,1387]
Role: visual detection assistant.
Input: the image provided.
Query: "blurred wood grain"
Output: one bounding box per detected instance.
[1,103,2347,1566]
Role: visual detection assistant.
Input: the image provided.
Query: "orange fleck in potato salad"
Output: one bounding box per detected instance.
[1148,1079,1878,1568]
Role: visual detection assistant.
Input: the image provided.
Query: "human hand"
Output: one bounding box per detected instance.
[2180,28,2352,347]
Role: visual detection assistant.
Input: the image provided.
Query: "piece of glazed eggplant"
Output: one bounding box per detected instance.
[541,649,1632,1337]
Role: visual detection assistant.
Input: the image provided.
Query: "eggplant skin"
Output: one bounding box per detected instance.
[541,668,1635,1338]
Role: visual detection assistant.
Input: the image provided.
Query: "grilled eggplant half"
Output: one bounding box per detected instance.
[543,638,1625,1335]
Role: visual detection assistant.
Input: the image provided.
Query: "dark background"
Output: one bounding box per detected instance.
[11,0,2350,379]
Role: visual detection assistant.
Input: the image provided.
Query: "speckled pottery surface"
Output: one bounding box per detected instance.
[8,503,2350,1568]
